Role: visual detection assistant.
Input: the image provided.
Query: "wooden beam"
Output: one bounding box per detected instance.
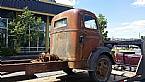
[0,6,55,16]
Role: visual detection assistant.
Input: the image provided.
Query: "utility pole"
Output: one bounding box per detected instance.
[139,32,141,38]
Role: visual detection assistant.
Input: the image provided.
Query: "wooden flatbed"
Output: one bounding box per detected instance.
[0,60,68,75]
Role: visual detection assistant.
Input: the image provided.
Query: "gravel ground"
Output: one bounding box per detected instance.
[0,70,129,82]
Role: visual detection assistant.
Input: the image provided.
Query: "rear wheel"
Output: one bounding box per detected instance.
[89,55,112,82]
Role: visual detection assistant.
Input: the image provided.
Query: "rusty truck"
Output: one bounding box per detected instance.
[1,9,114,82]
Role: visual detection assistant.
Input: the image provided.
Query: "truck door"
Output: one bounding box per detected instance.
[80,14,102,60]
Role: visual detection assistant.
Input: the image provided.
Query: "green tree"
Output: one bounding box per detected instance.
[9,7,42,53]
[98,14,108,41]
[141,36,145,40]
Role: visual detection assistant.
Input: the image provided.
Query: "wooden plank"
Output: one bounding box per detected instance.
[1,59,32,64]
[0,61,68,74]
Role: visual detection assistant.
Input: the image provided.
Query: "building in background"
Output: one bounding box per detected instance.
[0,18,8,48]
[0,1,73,55]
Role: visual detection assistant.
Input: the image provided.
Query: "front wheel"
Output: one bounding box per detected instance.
[89,55,112,82]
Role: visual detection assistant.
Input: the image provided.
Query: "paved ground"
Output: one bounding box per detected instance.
[0,70,128,82]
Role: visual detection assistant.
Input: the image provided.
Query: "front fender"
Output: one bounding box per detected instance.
[87,47,113,71]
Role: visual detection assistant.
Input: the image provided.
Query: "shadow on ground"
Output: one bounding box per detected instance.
[55,73,94,82]
[0,75,37,82]
[0,72,94,82]
[2,72,144,82]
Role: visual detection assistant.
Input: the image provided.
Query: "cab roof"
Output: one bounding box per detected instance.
[52,9,96,21]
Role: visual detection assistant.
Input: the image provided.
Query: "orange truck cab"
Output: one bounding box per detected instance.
[50,9,114,82]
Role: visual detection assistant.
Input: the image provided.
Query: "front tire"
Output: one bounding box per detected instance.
[89,55,112,82]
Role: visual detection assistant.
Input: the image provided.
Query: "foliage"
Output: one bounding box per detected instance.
[141,36,145,40]
[0,48,17,56]
[8,7,42,53]
[98,14,108,41]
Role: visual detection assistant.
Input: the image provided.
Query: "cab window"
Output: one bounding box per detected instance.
[84,15,97,29]
[54,18,67,28]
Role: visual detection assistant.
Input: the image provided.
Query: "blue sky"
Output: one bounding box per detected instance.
[56,0,145,39]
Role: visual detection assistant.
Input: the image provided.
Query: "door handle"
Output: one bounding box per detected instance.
[79,35,84,43]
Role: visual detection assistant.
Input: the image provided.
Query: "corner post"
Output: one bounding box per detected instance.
[45,16,50,52]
